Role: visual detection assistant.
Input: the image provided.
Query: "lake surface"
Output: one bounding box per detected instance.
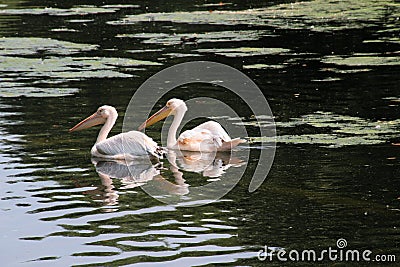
[0,0,399,266]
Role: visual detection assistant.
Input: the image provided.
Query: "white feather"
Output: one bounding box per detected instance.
[94,131,160,158]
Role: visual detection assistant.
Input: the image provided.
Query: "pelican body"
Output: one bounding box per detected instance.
[139,99,245,152]
[69,105,162,159]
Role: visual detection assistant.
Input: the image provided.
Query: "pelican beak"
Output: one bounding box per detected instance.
[69,112,105,132]
[139,105,172,130]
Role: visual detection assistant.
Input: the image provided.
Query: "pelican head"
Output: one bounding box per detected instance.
[69,105,117,132]
[139,98,187,130]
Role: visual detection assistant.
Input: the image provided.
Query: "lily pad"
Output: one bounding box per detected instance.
[118,30,271,46]
[243,64,286,69]
[127,49,164,54]
[0,87,79,98]
[108,0,400,32]
[0,56,159,79]
[320,68,372,74]
[0,55,162,96]
[165,53,202,58]
[0,5,119,16]
[250,134,385,148]
[0,37,98,56]
[107,10,259,26]
[196,47,290,57]
[245,111,400,147]
[322,55,400,66]
[263,0,400,31]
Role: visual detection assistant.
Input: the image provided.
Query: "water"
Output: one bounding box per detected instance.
[0,0,400,266]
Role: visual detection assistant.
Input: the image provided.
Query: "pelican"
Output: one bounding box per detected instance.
[69,105,162,159]
[139,98,245,152]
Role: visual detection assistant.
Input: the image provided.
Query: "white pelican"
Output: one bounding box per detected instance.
[139,98,245,152]
[69,105,162,159]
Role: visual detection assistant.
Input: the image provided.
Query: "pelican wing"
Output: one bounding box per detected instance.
[177,128,216,151]
[177,121,245,151]
[95,131,160,158]
[190,121,231,141]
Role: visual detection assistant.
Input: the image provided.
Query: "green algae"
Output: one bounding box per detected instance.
[0,5,120,16]
[245,111,400,147]
[0,56,160,80]
[0,37,98,56]
[322,55,400,66]
[118,30,271,46]
[243,64,287,69]
[196,47,290,57]
[0,86,79,97]
[108,0,400,32]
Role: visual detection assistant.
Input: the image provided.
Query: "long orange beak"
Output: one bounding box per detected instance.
[69,112,105,132]
[138,106,172,131]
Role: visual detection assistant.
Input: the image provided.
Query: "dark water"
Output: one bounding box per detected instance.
[1,0,400,266]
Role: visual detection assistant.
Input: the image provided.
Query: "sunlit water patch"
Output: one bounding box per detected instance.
[383,96,400,103]
[194,2,234,8]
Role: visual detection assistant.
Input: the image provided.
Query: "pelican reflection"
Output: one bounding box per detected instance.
[92,150,245,205]
[168,150,245,179]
